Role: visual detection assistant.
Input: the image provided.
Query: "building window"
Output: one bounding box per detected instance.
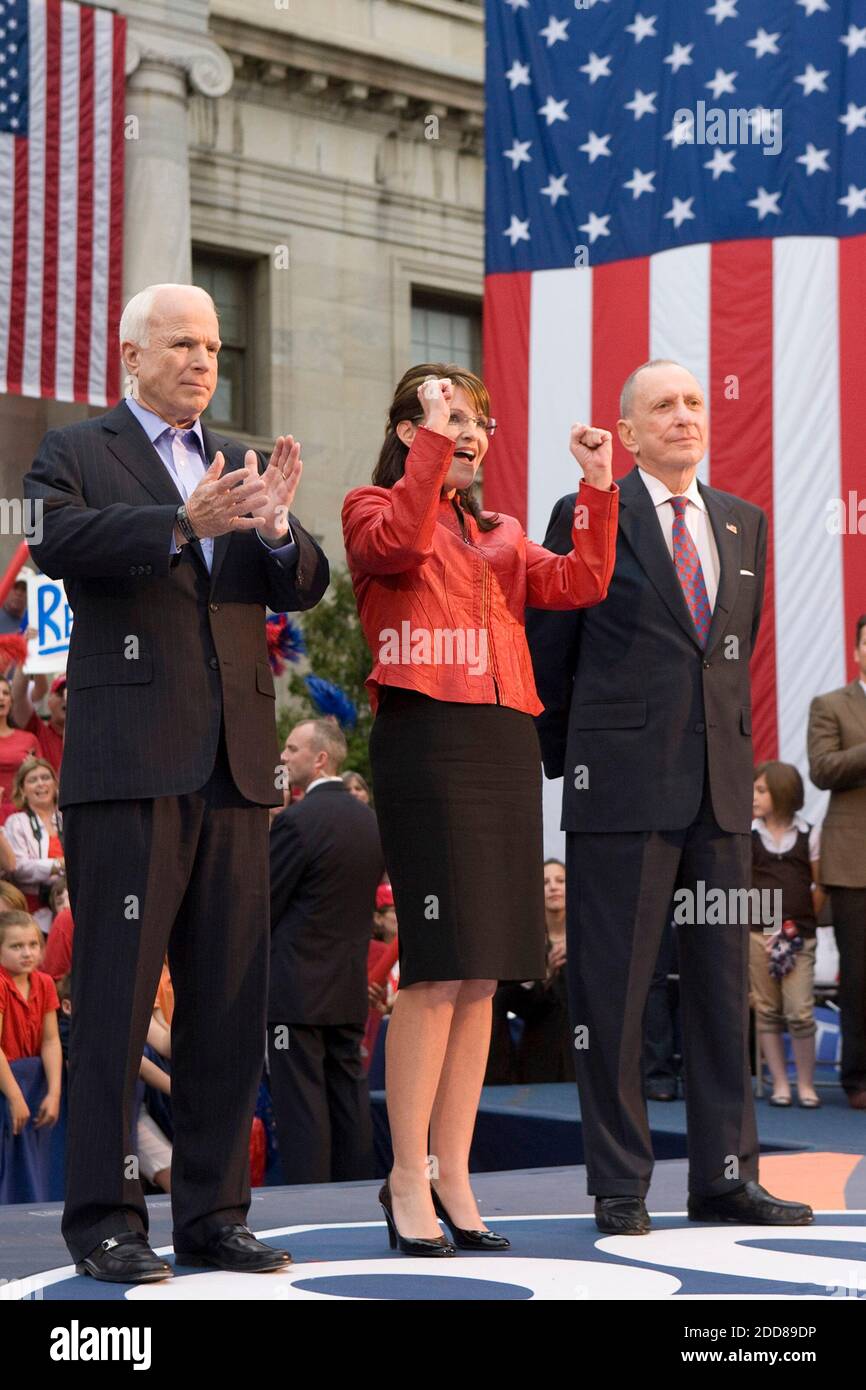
[192,250,255,433]
[410,291,481,375]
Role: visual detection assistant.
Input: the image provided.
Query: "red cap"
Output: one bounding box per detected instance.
[375,883,394,911]
[50,675,67,694]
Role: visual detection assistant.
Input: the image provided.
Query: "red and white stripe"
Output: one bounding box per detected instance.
[0,0,125,407]
[483,234,866,814]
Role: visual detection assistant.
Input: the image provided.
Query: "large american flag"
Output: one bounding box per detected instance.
[0,0,125,406]
[483,0,866,807]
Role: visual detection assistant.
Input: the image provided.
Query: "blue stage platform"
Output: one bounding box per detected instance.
[2,1079,864,1301]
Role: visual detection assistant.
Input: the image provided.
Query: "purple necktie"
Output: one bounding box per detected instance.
[670,496,711,648]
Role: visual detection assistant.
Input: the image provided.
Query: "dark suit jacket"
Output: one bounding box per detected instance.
[526,467,767,834]
[268,781,385,1026]
[807,680,866,888]
[23,401,329,807]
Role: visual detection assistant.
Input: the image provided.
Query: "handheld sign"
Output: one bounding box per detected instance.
[25,573,72,674]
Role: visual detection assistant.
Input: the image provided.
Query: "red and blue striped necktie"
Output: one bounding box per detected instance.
[670,496,711,648]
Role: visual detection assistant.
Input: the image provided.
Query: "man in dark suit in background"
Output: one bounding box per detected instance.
[24,283,329,1281]
[268,718,384,1184]
[527,359,811,1234]
[808,616,866,1111]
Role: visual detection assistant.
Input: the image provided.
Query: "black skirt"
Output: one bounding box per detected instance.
[369,686,547,986]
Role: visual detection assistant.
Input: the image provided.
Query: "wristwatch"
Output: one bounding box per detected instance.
[175,503,199,544]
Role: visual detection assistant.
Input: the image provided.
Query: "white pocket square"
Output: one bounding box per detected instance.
[740,569,754,576]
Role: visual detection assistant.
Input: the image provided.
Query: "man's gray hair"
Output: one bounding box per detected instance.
[118,283,217,349]
[619,358,691,418]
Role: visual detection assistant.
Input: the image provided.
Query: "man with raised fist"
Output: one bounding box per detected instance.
[527,358,812,1235]
[24,283,329,1282]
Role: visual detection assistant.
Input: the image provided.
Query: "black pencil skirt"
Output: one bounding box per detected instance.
[369,686,548,986]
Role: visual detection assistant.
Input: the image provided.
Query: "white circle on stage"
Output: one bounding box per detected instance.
[597,1222,866,1293]
[125,1256,682,1301]
[6,1213,865,1301]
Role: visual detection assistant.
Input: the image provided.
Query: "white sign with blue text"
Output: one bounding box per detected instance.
[25,573,72,674]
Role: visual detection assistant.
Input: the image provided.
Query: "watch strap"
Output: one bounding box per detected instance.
[175,504,199,544]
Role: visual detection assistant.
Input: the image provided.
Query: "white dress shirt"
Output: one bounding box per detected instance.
[638,467,720,611]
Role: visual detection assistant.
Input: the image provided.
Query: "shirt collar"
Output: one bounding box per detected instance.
[638,467,706,512]
[859,679,866,699]
[125,395,206,454]
[752,814,810,835]
[305,776,346,795]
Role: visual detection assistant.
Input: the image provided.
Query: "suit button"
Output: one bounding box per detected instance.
[703,661,710,669]
[694,721,705,733]
[209,602,219,613]
[145,566,152,575]
[129,566,136,575]
[209,656,219,670]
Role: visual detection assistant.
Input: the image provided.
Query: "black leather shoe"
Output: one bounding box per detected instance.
[379,1179,456,1256]
[688,1181,813,1225]
[174,1224,292,1271]
[594,1196,651,1235]
[430,1186,511,1250]
[76,1232,173,1284]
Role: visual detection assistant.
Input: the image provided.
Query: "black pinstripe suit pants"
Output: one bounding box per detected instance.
[60,723,270,1262]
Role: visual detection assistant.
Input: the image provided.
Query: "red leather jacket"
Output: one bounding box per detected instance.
[342,427,619,716]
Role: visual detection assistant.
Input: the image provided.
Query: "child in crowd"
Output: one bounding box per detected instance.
[363,883,399,1071]
[0,910,62,1135]
[0,881,29,914]
[57,962,173,1191]
[368,882,399,1014]
[751,762,824,1108]
[43,878,73,980]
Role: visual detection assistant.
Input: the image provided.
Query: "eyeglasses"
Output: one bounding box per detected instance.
[415,411,497,437]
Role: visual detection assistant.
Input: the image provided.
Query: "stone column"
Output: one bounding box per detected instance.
[122,10,233,297]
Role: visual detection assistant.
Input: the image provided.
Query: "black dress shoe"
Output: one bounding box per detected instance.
[174,1224,292,1272]
[688,1181,813,1225]
[430,1186,511,1250]
[594,1196,651,1235]
[378,1179,456,1256]
[76,1232,173,1284]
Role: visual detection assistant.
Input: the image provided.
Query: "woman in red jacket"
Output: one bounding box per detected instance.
[342,364,618,1255]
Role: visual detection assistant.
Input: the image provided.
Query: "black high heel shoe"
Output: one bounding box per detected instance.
[378,1179,456,1257]
[430,1185,511,1250]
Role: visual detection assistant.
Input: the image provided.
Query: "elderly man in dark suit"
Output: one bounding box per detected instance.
[23,283,329,1282]
[268,718,384,1185]
[527,359,811,1235]
[808,615,866,1111]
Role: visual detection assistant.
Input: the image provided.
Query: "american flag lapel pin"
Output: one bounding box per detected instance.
[726,522,738,534]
